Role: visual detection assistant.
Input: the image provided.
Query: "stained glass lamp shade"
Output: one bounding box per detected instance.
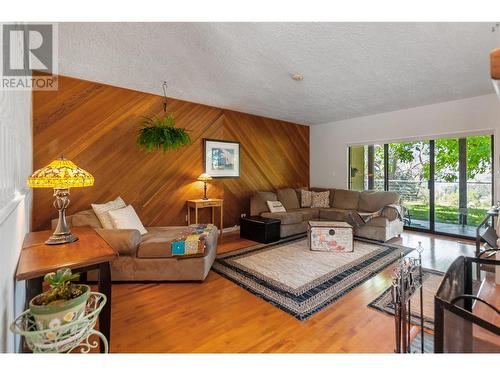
[28,156,94,245]
[197,173,212,200]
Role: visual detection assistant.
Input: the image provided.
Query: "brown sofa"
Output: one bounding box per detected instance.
[52,210,217,281]
[250,188,403,242]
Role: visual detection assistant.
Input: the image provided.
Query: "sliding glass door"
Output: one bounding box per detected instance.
[348,135,493,238]
[466,136,493,230]
[434,138,461,235]
[388,141,430,230]
[433,136,493,236]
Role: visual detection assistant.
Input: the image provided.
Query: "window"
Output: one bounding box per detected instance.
[348,144,384,191]
[348,135,493,238]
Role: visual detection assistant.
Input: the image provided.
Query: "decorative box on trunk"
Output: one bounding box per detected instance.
[308,221,353,252]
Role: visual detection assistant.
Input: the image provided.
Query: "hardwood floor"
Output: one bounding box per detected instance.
[108,230,490,353]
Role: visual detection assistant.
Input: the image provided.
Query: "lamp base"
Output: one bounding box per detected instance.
[45,188,79,245]
[202,181,209,200]
[45,232,78,245]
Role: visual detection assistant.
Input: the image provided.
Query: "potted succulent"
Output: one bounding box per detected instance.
[29,268,90,331]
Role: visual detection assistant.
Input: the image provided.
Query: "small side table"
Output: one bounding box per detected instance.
[16,226,117,353]
[187,199,223,236]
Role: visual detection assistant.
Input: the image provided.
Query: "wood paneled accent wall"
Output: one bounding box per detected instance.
[32,75,309,231]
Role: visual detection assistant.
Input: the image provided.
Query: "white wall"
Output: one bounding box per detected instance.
[0,25,33,352]
[311,94,500,198]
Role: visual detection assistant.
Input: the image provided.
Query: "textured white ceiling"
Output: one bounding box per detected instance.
[58,23,500,125]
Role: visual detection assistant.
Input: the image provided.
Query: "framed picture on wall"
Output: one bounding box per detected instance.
[203,139,240,178]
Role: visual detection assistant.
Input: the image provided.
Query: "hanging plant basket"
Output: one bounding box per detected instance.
[137,81,191,153]
[137,113,191,153]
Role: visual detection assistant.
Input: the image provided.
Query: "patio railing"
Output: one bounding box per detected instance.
[366,179,491,208]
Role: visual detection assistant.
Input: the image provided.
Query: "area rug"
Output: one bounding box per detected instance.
[212,237,413,320]
[368,269,445,330]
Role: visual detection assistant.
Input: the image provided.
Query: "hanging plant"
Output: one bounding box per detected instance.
[137,113,191,152]
[136,82,191,153]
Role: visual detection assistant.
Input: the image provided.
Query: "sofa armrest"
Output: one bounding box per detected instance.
[95,228,141,256]
[381,205,403,221]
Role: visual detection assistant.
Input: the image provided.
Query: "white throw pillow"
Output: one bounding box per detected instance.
[108,205,148,235]
[91,196,126,229]
[267,200,286,213]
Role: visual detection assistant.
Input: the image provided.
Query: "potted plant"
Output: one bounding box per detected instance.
[29,268,90,330]
[137,113,191,152]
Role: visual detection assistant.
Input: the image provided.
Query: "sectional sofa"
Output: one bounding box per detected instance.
[250,187,403,242]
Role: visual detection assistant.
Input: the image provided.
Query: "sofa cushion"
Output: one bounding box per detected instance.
[311,190,330,208]
[250,191,277,216]
[95,228,140,256]
[310,187,336,207]
[276,188,300,210]
[358,190,400,212]
[354,218,403,242]
[261,211,303,225]
[280,221,308,238]
[289,208,320,220]
[319,208,352,221]
[332,189,360,210]
[138,226,193,258]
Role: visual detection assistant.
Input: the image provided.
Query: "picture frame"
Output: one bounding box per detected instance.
[203,138,240,178]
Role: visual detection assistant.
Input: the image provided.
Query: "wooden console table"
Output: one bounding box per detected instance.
[16,226,117,352]
[186,198,223,236]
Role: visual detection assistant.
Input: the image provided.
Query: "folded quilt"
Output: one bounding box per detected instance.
[171,224,215,257]
[343,210,380,227]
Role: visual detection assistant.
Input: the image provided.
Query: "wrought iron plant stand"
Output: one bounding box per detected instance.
[391,242,425,353]
[10,292,108,353]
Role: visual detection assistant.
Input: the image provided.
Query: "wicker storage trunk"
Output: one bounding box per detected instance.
[308,221,353,252]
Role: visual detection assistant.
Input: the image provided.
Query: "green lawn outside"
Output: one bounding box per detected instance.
[404,203,488,227]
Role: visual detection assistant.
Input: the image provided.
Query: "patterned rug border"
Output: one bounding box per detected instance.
[367,268,445,330]
[213,236,415,320]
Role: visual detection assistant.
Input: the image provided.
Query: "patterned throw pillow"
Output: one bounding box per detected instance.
[301,190,312,207]
[266,200,287,213]
[311,191,330,208]
[91,196,126,229]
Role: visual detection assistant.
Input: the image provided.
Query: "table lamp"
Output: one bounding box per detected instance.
[197,173,212,200]
[27,156,94,245]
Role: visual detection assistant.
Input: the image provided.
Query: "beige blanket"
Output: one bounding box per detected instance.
[347,204,403,227]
